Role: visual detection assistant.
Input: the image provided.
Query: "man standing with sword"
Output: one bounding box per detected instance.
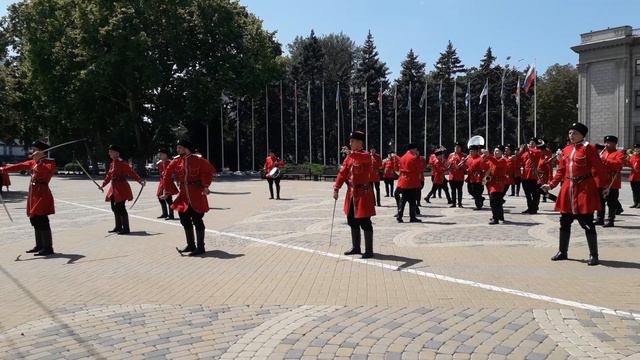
[333,131,376,259]
[162,139,215,256]
[99,145,145,235]
[0,141,57,255]
[596,135,625,227]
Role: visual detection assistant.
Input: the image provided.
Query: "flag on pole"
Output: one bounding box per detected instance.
[393,85,397,109]
[479,79,488,105]
[523,64,536,94]
[515,78,521,104]
[407,81,411,108]
[336,83,340,110]
[464,81,470,108]
[419,83,427,108]
[378,82,383,108]
[348,86,353,110]
[438,80,442,105]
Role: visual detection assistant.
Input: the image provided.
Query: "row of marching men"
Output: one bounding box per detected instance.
[332,122,640,266]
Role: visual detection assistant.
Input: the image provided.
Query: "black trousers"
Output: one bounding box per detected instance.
[371,181,381,205]
[398,188,419,219]
[384,179,395,197]
[631,181,640,205]
[30,215,50,231]
[178,205,205,231]
[110,196,128,216]
[489,192,505,221]
[597,187,620,222]
[521,179,540,212]
[159,195,174,216]
[267,177,281,198]
[510,177,522,195]
[467,182,485,209]
[394,187,401,210]
[347,200,372,231]
[560,213,596,234]
[449,180,464,205]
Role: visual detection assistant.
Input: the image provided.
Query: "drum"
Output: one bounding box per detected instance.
[268,167,281,178]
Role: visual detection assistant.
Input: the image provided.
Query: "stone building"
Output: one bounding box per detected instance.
[572,25,640,147]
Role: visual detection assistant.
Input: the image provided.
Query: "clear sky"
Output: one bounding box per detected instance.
[2,0,640,79]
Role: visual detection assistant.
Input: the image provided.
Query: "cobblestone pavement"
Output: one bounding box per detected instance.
[1,175,639,359]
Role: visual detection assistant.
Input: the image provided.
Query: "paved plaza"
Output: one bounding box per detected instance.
[1,174,640,359]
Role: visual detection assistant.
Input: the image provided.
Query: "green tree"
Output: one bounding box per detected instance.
[537,64,578,146]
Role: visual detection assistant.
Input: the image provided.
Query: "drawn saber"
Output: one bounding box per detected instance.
[75,160,103,192]
[329,198,337,247]
[129,182,145,210]
[0,192,13,222]
[30,138,87,157]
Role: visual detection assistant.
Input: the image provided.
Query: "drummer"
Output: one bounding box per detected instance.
[264,149,285,199]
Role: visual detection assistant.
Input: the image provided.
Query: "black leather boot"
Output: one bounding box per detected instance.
[189,229,206,256]
[26,229,43,253]
[35,229,54,256]
[362,230,374,259]
[603,219,615,228]
[344,228,362,255]
[551,231,570,261]
[167,207,175,220]
[179,227,196,253]
[158,199,168,218]
[108,214,122,233]
[118,215,130,234]
[586,232,599,266]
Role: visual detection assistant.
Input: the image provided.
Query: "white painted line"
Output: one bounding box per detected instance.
[57,199,640,321]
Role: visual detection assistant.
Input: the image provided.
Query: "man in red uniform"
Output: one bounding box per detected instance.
[596,135,625,227]
[517,138,543,214]
[485,146,509,224]
[465,145,490,210]
[447,142,466,208]
[0,161,10,193]
[162,139,216,256]
[542,122,608,266]
[536,144,557,203]
[99,145,145,235]
[425,148,448,203]
[264,149,285,200]
[396,143,423,223]
[370,148,383,207]
[382,151,398,198]
[0,141,56,255]
[333,131,376,258]
[156,148,177,220]
[626,144,640,208]
[505,145,521,197]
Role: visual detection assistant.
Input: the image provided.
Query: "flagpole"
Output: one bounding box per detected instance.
[365,82,368,149]
[308,81,311,163]
[251,98,255,170]
[534,58,537,138]
[220,97,225,171]
[408,81,412,143]
[394,85,397,152]
[322,80,326,166]
[501,71,505,145]
[517,76,521,147]
[337,82,341,165]
[280,80,284,161]
[485,79,489,147]
[453,78,457,143]
[423,82,427,156]
[439,81,442,146]
[237,98,240,171]
[468,81,471,141]
[379,80,383,153]
[350,87,354,132]
[294,81,298,163]
[265,84,269,154]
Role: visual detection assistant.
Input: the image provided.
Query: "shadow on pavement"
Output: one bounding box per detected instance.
[15,253,85,264]
[209,191,251,195]
[374,253,422,270]
[188,250,245,259]
[121,231,162,237]
[570,258,640,269]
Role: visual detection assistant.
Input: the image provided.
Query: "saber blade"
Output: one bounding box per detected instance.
[0,192,13,222]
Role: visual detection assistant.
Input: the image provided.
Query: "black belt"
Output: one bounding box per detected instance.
[181,181,202,186]
[565,174,591,182]
[112,177,127,181]
[31,181,49,185]
[352,184,371,190]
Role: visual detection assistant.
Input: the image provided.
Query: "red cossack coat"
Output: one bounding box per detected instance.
[156,159,178,197]
[465,155,490,183]
[334,150,376,218]
[547,142,608,214]
[1,159,56,217]
[102,159,142,203]
[430,157,446,185]
[264,156,285,177]
[599,148,624,190]
[397,152,423,189]
[518,147,542,181]
[485,156,509,193]
[162,154,215,214]
[370,153,383,182]
[382,157,399,179]
[447,152,466,181]
[627,154,640,182]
